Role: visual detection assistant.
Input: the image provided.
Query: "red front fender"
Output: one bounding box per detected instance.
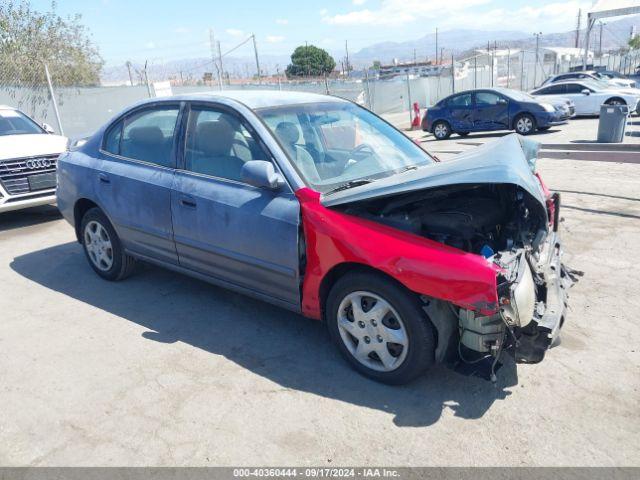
[296,188,501,320]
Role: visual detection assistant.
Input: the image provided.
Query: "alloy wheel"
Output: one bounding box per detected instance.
[84,220,114,271]
[516,116,533,134]
[434,123,449,139]
[336,291,409,372]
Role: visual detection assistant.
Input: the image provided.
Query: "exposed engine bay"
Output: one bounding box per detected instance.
[335,182,580,380]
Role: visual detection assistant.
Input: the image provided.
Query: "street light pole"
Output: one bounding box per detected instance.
[533,32,542,87]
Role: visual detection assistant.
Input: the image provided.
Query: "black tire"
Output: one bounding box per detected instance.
[80,207,136,281]
[605,97,626,106]
[538,126,551,131]
[326,271,436,385]
[432,121,451,140]
[514,113,536,135]
[457,131,470,137]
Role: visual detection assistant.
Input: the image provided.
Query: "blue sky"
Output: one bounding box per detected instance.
[30,0,620,66]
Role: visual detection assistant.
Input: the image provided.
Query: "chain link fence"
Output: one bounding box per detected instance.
[2,49,639,139]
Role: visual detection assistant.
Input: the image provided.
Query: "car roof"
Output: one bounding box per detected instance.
[145,90,350,109]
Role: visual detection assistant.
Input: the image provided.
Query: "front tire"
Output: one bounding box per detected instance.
[432,121,451,140]
[80,207,136,281]
[514,113,536,135]
[326,272,436,385]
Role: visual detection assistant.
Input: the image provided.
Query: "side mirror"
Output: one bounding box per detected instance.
[241,160,285,190]
[497,98,508,105]
[581,89,590,96]
[42,123,55,134]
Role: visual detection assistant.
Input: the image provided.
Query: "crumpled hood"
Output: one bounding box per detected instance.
[321,134,546,208]
[0,134,67,161]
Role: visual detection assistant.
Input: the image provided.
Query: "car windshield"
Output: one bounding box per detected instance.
[256,101,434,193]
[579,79,607,91]
[0,109,44,136]
[500,89,536,102]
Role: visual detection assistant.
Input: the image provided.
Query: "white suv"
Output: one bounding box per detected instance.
[0,106,67,213]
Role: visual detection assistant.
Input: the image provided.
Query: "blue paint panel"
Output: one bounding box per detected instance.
[171,171,301,305]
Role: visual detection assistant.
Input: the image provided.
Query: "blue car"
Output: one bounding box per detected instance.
[422,88,569,139]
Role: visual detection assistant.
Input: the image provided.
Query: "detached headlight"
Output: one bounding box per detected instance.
[541,103,556,113]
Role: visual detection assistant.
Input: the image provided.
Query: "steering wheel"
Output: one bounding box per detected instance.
[342,143,375,173]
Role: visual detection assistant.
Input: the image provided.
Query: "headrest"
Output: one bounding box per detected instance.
[275,122,300,145]
[128,126,163,144]
[195,120,235,156]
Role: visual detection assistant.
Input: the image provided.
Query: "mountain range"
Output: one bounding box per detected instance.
[101,14,640,84]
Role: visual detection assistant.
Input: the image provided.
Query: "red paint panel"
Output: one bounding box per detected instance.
[295,187,501,320]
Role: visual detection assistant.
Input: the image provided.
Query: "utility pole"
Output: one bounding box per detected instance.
[440,47,444,65]
[209,29,222,90]
[143,60,152,97]
[125,61,134,86]
[533,32,542,87]
[217,40,224,86]
[345,40,350,77]
[575,9,582,48]
[413,48,417,65]
[435,28,438,63]
[252,34,261,83]
[598,22,605,57]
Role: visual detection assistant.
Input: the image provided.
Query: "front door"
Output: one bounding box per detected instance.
[97,103,181,264]
[171,103,301,307]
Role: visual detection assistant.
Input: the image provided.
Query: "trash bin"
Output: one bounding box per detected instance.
[597,104,630,143]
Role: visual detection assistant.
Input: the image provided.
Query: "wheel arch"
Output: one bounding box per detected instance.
[511,111,535,130]
[605,96,626,105]
[431,118,450,134]
[73,198,116,244]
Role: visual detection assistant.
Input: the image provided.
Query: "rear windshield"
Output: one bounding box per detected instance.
[0,109,44,136]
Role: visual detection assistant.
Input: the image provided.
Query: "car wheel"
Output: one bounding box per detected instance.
[80,207,136,281]
[457,131,470,137]
[514,114,536,135]
[326,272,436,385]
[432,121,451,140]
[605,97,626,106]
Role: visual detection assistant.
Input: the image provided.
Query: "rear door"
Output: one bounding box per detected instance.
[171,102,301,307]
[473,91,509,130]
[446,93,474,132]
[97,103,181,264]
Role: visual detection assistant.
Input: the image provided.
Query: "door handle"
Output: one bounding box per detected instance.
[98,173,111,184]
[180,197,197,208]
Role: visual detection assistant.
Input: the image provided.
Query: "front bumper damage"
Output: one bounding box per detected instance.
[456,230,581,379]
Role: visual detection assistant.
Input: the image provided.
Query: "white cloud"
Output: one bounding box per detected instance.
[353,0,366,4]
[225,28,245,37]
[323,0,596,31]
[276,18,289,25]
[322,0,489,26]
[266,35,285,43]
[440,1,592,32]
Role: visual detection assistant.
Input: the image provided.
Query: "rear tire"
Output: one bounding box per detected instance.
[80,207,136,281]
[432,121,451,140]
[514,113,536,135]
[326,272,436,385]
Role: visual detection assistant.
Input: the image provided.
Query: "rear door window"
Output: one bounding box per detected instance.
[106,106,180,167]
[447,94,472,107]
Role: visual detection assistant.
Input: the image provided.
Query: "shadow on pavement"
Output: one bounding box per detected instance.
[11,241,518,427]
[0,205,62,232]
[421,128,560,143]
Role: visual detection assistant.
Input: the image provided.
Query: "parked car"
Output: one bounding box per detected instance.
[531,79,640,116]
[422,88,569,139]
[57,91,575,384]
[540,70,635,89]
[597,70,637,88]
[0,106,67,213]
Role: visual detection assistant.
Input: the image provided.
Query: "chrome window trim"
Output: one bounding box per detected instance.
[98,149,176,172]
